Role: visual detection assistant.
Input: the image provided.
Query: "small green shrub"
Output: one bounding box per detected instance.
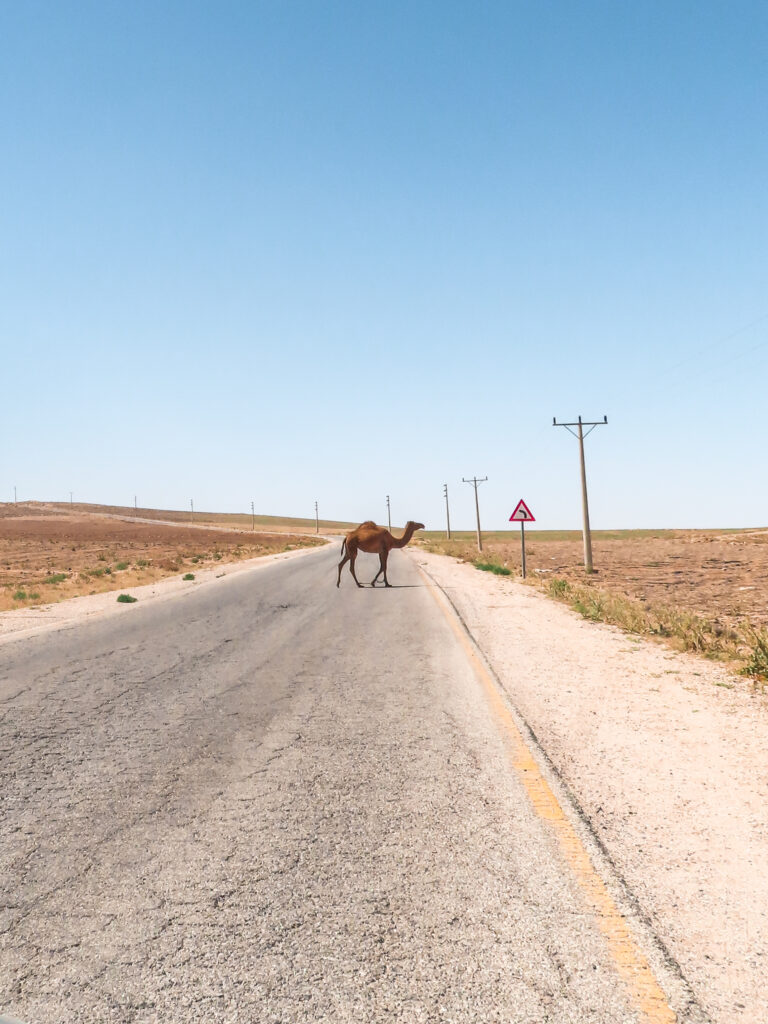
[191,556,200,563]
[475,561,512,576]
[115,562,129,571]
[213,552,222,560]
[136,559,149,568]
[548,578,572,599]
[29,592,41,600]
[573,593,605,621]
[182,573,195,581]
[13,590,27,601]
[44,573,68,584]
[117,593,137,603]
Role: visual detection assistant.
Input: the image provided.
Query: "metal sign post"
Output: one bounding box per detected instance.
[509,499,536,579]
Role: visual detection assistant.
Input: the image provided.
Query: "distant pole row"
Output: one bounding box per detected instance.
[437,415,607,571]
[9,412,606,574]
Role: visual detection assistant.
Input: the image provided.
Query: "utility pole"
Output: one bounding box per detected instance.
[14,486,17,504]
[69,491,73,506]
[314,500,319,534]
[443,483,451,539]
[134,495,137,511]
[251,501,255,531]
[553,415,607,573]
[462,476,488,552]
[386,495,391,532]
[190,498,194,516]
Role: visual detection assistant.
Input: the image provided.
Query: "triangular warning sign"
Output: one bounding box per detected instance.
[509,499,535,522]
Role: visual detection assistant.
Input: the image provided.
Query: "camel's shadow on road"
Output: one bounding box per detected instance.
[336,582,424,589]
[367,583,422,589]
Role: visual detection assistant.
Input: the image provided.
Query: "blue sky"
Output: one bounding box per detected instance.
[2,1,767,530]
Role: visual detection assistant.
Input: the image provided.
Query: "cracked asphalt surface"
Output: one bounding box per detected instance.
[2,543,644,1023]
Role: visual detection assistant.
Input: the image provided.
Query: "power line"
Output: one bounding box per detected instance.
[628,310,768,403]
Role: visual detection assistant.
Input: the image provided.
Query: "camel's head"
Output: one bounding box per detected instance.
[409,521,425,532]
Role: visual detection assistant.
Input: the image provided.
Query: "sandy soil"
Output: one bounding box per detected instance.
[419,531,768,633]
[410,548,768,1024]
[0,541,328,647]
[0,505,322,611]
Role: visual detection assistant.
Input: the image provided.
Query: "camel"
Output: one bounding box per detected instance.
[336,520,425,588]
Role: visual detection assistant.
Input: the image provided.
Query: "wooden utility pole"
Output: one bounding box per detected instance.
[553,415,607,573]
[190,498,194,515]
[443,483,451,539]
[70,491,73,506]
[251,501,255,531]
[462,476,487,552]
[314,500,319,534]
[14,486,17,504]
[386,495,391,532]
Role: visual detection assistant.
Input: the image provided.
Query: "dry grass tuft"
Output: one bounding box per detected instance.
[541,575,766,682]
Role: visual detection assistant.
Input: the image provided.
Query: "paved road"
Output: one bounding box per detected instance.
[2,543,660,1023]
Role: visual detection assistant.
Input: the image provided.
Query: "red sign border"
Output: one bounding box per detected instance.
[509,498,535,523]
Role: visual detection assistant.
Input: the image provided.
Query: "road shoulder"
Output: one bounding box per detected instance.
[409,548,768,1024]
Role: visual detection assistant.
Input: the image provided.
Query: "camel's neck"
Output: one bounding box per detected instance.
[392,525,416,548]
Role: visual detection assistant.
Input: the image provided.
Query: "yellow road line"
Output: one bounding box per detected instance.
[424,577,676,1024]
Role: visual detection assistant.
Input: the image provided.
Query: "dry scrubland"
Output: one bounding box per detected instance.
[51,501,355,535]
[417,528,768,680]
[0,503,325,611]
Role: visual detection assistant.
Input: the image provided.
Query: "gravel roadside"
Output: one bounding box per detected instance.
[410,549,768,1024]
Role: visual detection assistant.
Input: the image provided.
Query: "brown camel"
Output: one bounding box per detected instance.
[336,520,425,588]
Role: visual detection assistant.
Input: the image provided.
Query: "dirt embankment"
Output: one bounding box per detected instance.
[0,505,323,611]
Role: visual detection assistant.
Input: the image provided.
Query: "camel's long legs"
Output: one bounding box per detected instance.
[337,542,363,588]
[371,556,383,586]
[336,551,349,587]
[348,550,363,587]
[372,549,390,587]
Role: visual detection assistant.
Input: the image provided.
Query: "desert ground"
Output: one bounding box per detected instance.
[0,502,325,612]
[418,528,768,675]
